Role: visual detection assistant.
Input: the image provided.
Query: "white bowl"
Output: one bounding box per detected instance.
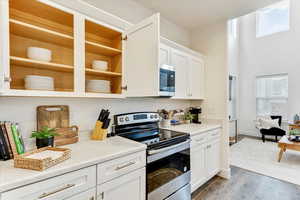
[86,80,110,93]
[27,47,52,62]
[25,75,54,90]
[92,60,108,71]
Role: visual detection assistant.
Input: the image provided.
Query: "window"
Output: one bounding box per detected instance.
[256,74,288,119]
[256,0,290,38]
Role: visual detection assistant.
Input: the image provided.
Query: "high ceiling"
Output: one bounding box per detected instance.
[133,0,281,30]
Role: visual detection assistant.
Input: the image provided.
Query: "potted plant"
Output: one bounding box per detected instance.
[183,112,194,124]
[31,126,59,148]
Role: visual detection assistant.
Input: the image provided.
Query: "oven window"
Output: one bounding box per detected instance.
[147,149,190,193]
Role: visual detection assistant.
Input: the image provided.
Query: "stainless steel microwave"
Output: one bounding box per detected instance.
[159,64,175,96]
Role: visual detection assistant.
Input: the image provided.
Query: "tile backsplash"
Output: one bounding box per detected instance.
[0,97,200,149]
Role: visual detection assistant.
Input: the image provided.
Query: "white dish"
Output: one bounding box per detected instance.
[27,47,52,62]
[92,60,108,71]
[86,80,110,93]
[25,75,54,90]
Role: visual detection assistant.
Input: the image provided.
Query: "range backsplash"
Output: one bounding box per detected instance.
[0,97,200,149]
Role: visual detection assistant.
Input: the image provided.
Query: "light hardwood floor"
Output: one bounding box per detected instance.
[192,166,300,200]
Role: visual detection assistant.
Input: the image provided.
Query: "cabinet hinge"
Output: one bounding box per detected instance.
[121,85,128,91]
[122,35,128,41]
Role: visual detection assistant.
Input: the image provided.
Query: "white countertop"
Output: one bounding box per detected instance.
[0,136,146,193]
[161,123,222,136]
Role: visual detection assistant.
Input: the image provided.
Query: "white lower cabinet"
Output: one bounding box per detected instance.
[191,129,221,193]
[1,166,96,200]
[97,167,146,200]
[66,188,96,200]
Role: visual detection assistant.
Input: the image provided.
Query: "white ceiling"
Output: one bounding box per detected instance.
[133,0,281,30]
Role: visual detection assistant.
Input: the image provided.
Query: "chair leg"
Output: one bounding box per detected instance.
[262,135,265,143]
[275,136,278,142]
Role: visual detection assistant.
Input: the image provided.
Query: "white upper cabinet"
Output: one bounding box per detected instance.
[189,57,205,99]
[170,48,189,98]
[159,43,171,67]
[124,14,160,97]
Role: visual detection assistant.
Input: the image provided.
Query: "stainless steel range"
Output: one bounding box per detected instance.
[112,112,191,200]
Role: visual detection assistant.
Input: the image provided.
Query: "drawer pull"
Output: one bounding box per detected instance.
[38,183,75,199]
[90,197,95,200]
[115,161,135,171]
[207,145,212,149]
[212,133,219,136]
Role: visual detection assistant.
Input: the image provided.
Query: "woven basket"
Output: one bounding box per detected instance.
[14,147,71,171]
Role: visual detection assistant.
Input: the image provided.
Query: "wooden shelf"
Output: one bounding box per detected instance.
[10,56,74,72]
[10,19,73,48]
[85,68,121,77]
[85,40,121,56]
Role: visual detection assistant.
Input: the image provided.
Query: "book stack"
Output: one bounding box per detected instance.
[0,122,25,160]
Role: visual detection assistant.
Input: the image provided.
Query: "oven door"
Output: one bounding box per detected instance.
[147,140,191,200]
[160,65,175,96]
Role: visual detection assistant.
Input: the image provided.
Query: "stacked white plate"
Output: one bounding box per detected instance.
[25,75,54,91]
[86,80,111,93]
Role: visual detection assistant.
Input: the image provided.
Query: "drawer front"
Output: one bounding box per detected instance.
[2,166,96,200]
[207,129,221,141]
[66,188,96,200]
[191,132,207,147]
[97,151,146,184]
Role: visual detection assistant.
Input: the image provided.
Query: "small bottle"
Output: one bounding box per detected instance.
[294,114,300,124]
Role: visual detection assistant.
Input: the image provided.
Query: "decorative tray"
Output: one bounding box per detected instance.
[14,147,71,171]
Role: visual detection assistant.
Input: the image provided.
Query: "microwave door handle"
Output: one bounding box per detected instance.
[148,140,190,155]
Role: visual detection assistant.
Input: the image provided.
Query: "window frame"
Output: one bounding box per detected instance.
[256,74,288,119]
[256,0,290,38]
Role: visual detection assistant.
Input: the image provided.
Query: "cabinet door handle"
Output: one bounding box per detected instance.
[121,85,128,91]
[90,197,95,200]
[115,161,135,171]
[4,77,12,82]
[207,145,212,149]
[38,184,76,199]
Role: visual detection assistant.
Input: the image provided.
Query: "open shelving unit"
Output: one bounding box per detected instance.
[85,19,123,95]
[9,0,74,92]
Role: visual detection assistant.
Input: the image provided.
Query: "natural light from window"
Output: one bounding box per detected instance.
[256,0,290,38]
[256,74,288,119]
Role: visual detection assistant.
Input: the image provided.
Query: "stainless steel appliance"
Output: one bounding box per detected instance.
[160,64,175,96]
[112,112,191,200]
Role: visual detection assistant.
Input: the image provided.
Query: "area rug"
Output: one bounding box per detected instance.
[230,138,300,186]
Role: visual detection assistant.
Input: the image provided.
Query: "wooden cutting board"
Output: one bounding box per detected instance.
[37,105,69,130]
[37,105,79,146]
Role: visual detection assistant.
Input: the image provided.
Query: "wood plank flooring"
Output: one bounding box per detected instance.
[192,166,300,200]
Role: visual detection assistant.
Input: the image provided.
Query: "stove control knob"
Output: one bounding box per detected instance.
[119,117,124,122]
[150,115,154,119]
[154,114,158,119]
[125,116,129,121]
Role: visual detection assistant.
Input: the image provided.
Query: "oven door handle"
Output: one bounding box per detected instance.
[148,140,190,155]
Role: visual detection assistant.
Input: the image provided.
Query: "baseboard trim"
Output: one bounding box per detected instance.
[218,168,231,179]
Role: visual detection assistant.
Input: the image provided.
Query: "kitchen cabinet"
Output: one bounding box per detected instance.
[191,129,221,192]
[0,0,204,99]
[97,168,146,200]
[66,188,96,200]
[170,48,189,98]
[206,139,220,178]
[188,57,205,99]
[159,43,171,67]
[124,14,160,97]
[1,166,97,200]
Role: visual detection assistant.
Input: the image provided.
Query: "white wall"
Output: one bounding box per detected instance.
[81,0,191,47]
[238,0,300,136]
[0,97,191,149]
[191,21,230,178]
